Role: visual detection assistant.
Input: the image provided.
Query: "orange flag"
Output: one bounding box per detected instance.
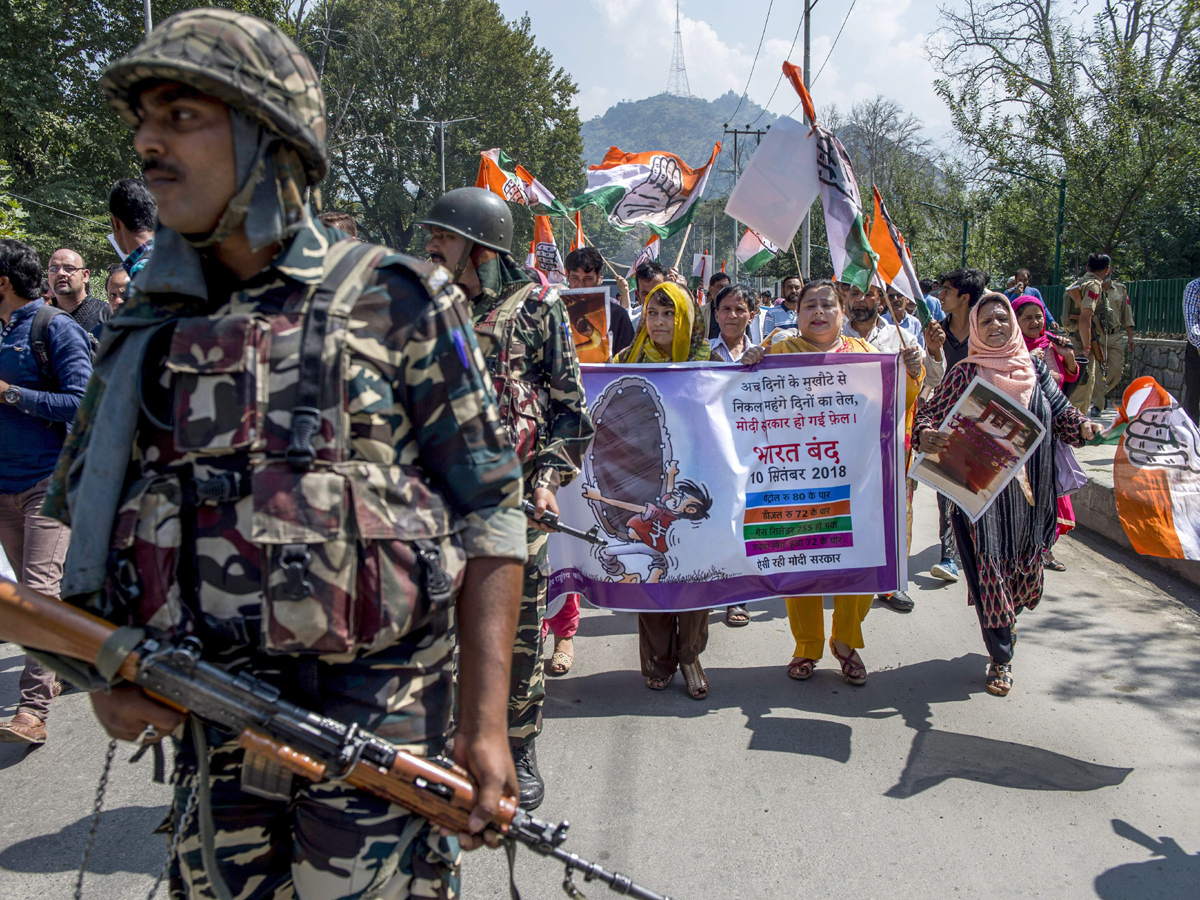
[782,61,817,125]
[867,188,904,285]
[569,211,585,252]
[530,215,565,283]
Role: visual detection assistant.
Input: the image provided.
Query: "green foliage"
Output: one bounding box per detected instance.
[932,0,1200,283]
[0,160,28,239]
[302,0,583,255]
[0,0,286,269]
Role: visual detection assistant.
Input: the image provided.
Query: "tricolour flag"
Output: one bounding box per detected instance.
[570,144,721,239]
[736,228,779,274]
[689,253,712,293]
[1114,377,1200,560]
[529,215,565,284]
[625,235,661,289]
[868,187,931,326]
[476,149,567,216]
[783,66,878,291]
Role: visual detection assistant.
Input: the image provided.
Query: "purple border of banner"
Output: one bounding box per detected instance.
[550,354,901,612]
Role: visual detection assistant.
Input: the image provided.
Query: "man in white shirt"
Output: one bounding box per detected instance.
[709,284,766,365]
[840,282,925,614]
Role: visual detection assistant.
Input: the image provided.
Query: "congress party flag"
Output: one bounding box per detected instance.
[736,227,779,274]
[476,149,567,216]
[868,188,931,325]
[780,66,877,291]
[529,215,566,284]
[625,235,661,290]
[1113,378,1200,560]
[570,144,721,239]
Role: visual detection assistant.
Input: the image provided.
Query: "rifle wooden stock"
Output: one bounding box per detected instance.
[0,577,140,682]
[237,730,518,834]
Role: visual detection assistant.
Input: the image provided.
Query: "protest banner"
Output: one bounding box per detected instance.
[560,287,611,363]
[547,354,906,613]
[909,376,1046,522]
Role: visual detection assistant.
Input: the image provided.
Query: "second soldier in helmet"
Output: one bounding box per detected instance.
[423,187,594,810]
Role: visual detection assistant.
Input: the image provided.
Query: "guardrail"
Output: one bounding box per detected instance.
[1031,277,1192,335]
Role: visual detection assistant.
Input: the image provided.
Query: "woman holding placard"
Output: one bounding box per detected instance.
[914,293,1100,697]
[766,279,922,686]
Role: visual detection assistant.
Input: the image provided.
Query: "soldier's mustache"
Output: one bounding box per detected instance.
[142,158,185,180]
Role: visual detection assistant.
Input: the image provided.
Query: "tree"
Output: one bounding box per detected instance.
[0,0,286,268]
[300,0,583,254]
[931,0,1200,280]
[0,161,28,240]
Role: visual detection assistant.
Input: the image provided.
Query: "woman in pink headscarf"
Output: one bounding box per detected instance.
[1013,294,1080,571]
[914,293,1101,697]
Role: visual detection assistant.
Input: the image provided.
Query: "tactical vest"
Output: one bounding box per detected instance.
[473,282,554,467]
[104,240,467,657]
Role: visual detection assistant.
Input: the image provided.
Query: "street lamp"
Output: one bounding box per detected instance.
[993,168,1067,286]
[401,116,480,194]
[916,201,969,268]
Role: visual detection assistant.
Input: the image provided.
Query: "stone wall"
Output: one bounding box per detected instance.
[1115,337,1187,399]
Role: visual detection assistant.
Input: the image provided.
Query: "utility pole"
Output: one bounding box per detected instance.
[144,0,152,32]
[402,116,479,193]
[722,125,768,281]
[800,0,812,281]
[994,168,1067,284]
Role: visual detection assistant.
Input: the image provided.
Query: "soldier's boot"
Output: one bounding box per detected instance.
[511,738,544,810]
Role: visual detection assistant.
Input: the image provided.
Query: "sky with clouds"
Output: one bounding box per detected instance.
[494,0,953,138]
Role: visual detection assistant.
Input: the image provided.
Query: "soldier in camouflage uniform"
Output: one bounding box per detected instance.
[422,188,594,810]
[41,10,527,899]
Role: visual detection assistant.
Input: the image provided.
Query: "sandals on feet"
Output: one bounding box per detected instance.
[548,651,574,676]
[1042,552,1066,572]
[646,673,674,691]
[986,662,1013,696]
[680,660,709,699]
[829,638,867,685]
[725,605,751,627]
[787,658,815,680]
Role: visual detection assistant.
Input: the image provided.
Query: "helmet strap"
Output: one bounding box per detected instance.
[451,239,476,283]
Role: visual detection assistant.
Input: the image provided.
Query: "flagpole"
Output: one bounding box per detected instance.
[791,240,803,281]
[672,222,693,269]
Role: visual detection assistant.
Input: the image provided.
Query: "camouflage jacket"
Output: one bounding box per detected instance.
[471,282,594,493]
[46,218,525,670]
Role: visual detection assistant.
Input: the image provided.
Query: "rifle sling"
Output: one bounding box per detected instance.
[192,717,235,900]
[95,625,146,683]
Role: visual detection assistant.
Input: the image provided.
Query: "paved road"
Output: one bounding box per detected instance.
[2,489,1198,900]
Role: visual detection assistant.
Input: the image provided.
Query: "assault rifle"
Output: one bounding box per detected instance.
[0,577,672,900]
[523,499,607,546]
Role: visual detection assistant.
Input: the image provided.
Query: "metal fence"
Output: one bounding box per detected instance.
[1031,277,1192,336]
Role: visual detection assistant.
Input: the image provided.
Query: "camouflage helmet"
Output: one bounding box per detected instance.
[418,187,514,254]
[100,8,327,186]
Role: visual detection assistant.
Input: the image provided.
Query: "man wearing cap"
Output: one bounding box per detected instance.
[423,188,593,811]
[42,10,526,898]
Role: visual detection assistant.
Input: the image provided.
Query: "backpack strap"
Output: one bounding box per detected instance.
[286,238,387,472]
[29,304,69,386]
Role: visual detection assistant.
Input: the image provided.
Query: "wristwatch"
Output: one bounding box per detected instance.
[3,385,20,406]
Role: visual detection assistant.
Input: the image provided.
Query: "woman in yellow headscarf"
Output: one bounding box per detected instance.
[612,281,711,699]
[616,281,710,364]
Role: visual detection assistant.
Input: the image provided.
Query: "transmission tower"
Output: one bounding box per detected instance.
[666,1,691,98]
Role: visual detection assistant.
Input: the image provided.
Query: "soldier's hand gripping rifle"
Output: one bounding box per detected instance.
[523,499,607,545]
[0,578,673,900]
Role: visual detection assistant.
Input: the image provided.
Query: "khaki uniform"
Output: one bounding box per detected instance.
[1067,276,1134,413]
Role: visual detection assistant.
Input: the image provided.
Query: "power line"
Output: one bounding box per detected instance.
[748,4,806,127]
[726,0,775,126]
[0,191,108,229]
[786,0,858,117]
